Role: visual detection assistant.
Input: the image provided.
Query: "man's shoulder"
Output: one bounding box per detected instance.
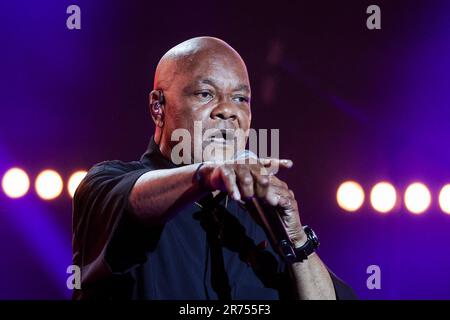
[73,159,148,200]
[86,159,146,177]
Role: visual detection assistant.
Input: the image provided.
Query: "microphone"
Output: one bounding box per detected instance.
[235,150,297,263]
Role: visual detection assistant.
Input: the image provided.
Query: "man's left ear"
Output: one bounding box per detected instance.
[149,89,165,127]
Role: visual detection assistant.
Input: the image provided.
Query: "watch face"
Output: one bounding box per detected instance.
[305,226,320,248]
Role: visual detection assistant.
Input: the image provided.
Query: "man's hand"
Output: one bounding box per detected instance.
[199,158,307,246]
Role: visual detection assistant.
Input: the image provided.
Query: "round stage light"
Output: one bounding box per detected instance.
[370,182,397,213]
[1,168,30,198]
[404,182,431,214]
[35,169,63,200]
[337,181,365,212]
[439,184,450,215]
[68,171,87,198]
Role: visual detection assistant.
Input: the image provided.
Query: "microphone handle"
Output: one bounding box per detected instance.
[246,198,297,263]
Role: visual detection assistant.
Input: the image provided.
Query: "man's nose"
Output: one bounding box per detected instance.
[210,101,238,121]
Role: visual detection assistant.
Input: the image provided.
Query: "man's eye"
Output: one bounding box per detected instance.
[234,96,250,103]
[195,92,213,100]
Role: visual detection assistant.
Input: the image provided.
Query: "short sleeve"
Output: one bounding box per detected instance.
[72,161,155,295]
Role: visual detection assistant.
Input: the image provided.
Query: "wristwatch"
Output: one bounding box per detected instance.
[286,225,320,264]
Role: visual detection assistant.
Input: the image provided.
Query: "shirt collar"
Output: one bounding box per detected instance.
[140,136,177,169]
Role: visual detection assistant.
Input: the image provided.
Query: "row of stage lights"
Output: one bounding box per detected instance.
[2,168,450,215]
[337,181,450,215]
[1,168,87,200]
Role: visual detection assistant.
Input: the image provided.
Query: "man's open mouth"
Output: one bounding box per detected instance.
[206,129,235,144]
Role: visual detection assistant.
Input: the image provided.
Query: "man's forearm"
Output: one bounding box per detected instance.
[288,252,336,300]
[129,164,207,224]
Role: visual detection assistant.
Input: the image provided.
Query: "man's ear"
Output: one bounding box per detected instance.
[149,90,165,127]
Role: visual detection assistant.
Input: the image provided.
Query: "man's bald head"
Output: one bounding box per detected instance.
[154,37,249,90]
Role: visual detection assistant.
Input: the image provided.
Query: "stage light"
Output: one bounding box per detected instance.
[337,181,365,212]
[404,182,431,214]
[439,184,450,215]
[68,170,87,198]
[35,169,63,200]
[1,168,30,198]
[370,182,397,213]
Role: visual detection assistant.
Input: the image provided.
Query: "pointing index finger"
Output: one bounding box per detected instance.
[259,158,293,175]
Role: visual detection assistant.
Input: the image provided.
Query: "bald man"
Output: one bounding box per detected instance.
[72,37,355,300]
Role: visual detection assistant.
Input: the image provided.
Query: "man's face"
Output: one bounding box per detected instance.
[162,50,252,163]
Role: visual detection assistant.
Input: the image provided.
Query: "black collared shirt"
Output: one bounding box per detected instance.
[72,137,356,299]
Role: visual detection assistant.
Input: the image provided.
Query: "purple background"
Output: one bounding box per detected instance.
[0,0,449,299]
